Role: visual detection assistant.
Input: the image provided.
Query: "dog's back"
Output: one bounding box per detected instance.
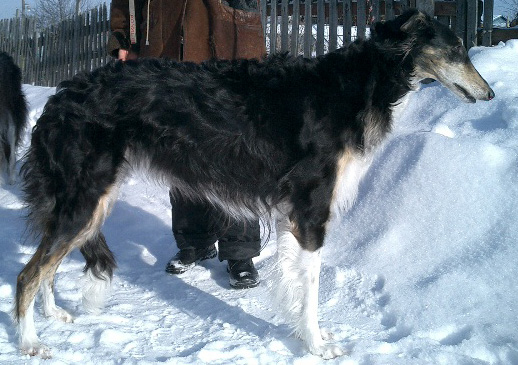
[0,52,28,184]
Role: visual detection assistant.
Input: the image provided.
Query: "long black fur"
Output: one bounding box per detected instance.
[20,8,427,309]
[0,52,28,182]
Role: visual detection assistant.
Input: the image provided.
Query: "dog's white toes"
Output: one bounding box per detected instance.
[46,307,74,323]
[313,343,345,359]
[306,335,345,359]
[21,342,52,359]
[320,328,335,341]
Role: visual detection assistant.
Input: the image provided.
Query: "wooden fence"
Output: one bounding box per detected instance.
[0,4,110,86]
[0,0,496,87]
[262,0,495,57]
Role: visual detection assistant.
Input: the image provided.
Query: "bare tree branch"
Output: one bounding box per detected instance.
[33,0,91,29]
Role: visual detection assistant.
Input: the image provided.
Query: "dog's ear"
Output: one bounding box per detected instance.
[372,9,423,42]
[399,10,431,33]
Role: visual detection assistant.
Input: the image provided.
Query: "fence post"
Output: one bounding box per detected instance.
[329,0,338,51]
[291,0,300,54]
[261,0,267,43]
[466,0,478,48]
[385,0,395,21]
[316,0,325,55]
[371,0,380,23]
[456,0,466,44]
[482,0,493,46]
[281,0,289,52]
[357,0,367,40]
[270,0,278,54]
[304,0,312,57]
[343,0,352,44]
[416,0,435,16]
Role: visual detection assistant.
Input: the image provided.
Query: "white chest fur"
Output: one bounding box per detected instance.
[331,151,373,217]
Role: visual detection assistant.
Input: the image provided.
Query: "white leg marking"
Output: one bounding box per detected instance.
[41,279,74,323]
[82,268,111,314]
[273,217,344,359]
[19,298,51,358]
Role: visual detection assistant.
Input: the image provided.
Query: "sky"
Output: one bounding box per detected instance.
[0,38,517,364]
[0,0,514,20]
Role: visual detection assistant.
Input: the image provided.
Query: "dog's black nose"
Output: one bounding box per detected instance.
[488,89,495,100]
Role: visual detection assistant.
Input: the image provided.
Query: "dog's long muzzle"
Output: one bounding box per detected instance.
[451,62,495,103]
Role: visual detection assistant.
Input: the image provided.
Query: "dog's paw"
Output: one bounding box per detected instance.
[21,342,52,359]
[320,328,335,341]
[309,342,345,359]
[45,306,74,323]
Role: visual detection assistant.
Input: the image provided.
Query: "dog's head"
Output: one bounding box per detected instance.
[373,9,494,103]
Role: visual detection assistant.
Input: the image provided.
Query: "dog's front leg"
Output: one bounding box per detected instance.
[274,217,344,359]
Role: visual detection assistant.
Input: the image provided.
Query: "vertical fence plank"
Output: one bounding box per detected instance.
[343,0,353,45]
[102,4,109,65]
[291,0,300,54]
[357,0,367,40]
[316,0,325,55]
[482,0,493,46]
[329,0,338,51]
[386,0,395,20]
[466,0,477,48]
[87,11,93,72]
[372,0,380,23]
[99,5,105,66]
[57,20,65,83]
[49,26,55,86]
[456,0,466,42]
[92,7,99,69]
[281,0,289,52]
[80,12,85,72]
[270,0,278,54]
[304,0,312,57]
[73,13,80,75]
[261,0,267,45]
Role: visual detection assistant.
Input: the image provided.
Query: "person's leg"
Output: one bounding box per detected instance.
[166,193,218,274]
[216,216,261,289]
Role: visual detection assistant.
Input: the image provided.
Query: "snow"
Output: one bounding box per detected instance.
[1,40,518,364]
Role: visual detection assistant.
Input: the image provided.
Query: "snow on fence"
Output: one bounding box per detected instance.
[0,0,495,87]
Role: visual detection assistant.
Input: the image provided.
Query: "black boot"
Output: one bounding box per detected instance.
[227,259,260,289]
[165,245,217,274]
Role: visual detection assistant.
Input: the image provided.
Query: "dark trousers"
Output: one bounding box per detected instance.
[170,194,261,261]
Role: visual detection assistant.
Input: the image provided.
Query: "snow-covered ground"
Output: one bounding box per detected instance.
[1,40,518,364]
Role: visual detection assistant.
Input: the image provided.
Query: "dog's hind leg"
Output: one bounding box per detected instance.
[15,234,55,358]
[16,184,119,357]
[16,235,85,358]
[273,216,344,359]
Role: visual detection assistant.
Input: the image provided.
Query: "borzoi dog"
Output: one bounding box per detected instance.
[0,52,27,185]
[15,9,494,359]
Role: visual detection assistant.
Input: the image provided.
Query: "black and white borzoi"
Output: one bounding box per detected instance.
[0,52,27,185]
[15,10,494,359]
